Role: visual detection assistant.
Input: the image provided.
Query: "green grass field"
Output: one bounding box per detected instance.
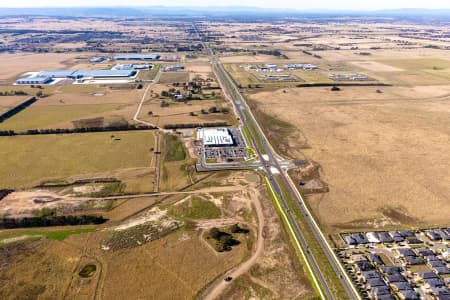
[168,196,222,220]
[0,131,155,188]
[0,103,121,131]
[163,134,186,161]
[0,228,97,246]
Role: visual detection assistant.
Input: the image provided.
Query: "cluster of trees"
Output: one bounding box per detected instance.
[207,224,249,252]
[0,90,28,96]
[200,106,230,114]
[0,124,156,137]
[163,122,228,130]
[207,227,240,252]
[0,215,107,229]
[161,78,218,102]
[0,97,36,123]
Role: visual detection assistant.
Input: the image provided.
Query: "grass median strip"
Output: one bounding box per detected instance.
[274,175,350,300]
[263,176,325,299]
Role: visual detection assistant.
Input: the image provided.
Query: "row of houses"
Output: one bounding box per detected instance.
[353,255,419,300]
[343,228,450,247]
[351,249,450,300]
[344,230,416,246]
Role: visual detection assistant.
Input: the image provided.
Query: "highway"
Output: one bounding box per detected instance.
[194,25,360,300]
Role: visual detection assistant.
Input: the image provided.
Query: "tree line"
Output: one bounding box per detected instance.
[163,122,228,130]
[0,124,157,137]
[0,90,28,96]
[0,97,36,123]
[0,215,107,229]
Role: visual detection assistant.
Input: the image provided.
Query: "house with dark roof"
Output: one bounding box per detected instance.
[428,260,446,268]
[386,274,407,283]
[405,256,425,265]
[361,270,382,281]
[368,253,383,265]
[381,266,402,274]
[417,271,439,280]
[379,232,394,243]
[406,237,423,245]
[426,230,442,241]
[370,286,392,299]
[375,295,395,300]
[434,266,450,275]
[355,260,374,272]
[423,254,439,262]
[366,278,386,289]
[398,248,416,257]
[390,281,413,292]
[389,231,405,243]
[397,289,420,300]
[416,248,434,257]
[398,230,415,238]
[423,277,445,289]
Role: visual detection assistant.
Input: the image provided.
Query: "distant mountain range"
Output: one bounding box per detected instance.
[0,6,449,19]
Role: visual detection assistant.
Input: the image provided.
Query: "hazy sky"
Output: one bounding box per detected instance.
[1,0,450,10]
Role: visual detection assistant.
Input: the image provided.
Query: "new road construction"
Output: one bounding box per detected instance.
[195,24,360,300]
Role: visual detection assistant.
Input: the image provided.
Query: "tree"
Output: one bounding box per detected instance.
[36,90,43,97]
[331,86,341,92]
[209,227,221,240]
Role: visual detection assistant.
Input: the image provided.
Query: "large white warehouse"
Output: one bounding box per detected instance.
[197,128,234,146]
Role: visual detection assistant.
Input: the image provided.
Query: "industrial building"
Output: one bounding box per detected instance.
[285,63,319,70]
[113,54,161,61]
[164,65,184,72]
[89,57,106,63]
[15,76,52,85]
[16,69,137,84]
[112,64,152,70]
[71,70,136,78]
[38,70,77,78]
[197,128,234,146]
[329,73,369,81]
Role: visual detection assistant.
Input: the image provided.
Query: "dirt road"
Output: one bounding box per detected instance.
[200,187,265,300]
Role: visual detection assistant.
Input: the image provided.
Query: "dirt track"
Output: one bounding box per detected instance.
[200,187,265,300]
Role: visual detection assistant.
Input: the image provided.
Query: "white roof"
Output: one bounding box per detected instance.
[197,128,233,146]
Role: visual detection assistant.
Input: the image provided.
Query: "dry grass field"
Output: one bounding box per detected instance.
[159,72,190,84]
[0,131,155,189]
[0,85,145,131]
[248,85,450,233]
[0,172,279,300]
[138,99,235,128]
[0,53,81,81]
[0,96,30,114]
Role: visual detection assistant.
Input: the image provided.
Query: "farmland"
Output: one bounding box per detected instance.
[1,9,450,300]
[0,131,155,188]
[248,84,450,232]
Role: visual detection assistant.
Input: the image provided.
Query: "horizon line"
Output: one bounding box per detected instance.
[0,6,449,12]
